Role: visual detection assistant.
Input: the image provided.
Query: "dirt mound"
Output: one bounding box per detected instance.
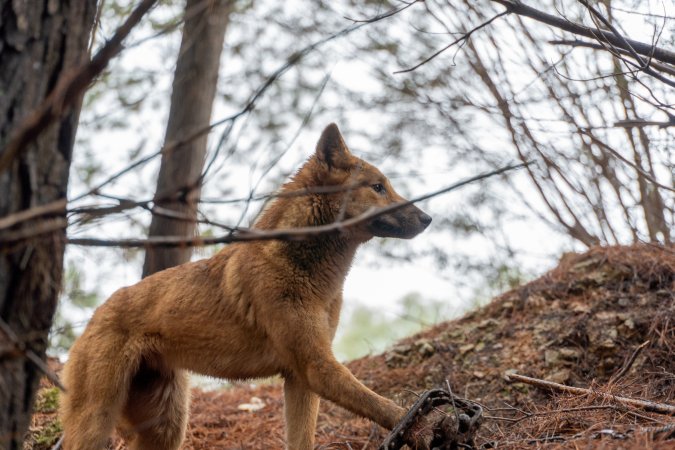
[25,244,675,449]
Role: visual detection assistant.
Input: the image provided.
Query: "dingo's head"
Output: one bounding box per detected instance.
[303,123,432,240]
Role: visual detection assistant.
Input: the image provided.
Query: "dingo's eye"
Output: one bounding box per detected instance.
[371,183,385,194]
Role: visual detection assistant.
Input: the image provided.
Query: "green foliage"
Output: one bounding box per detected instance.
[35,388,60,414]
[62,266,99,308]
[33,420,62,447]
[466,260,530,310]
[335,263,530,362]
[334,293,452,361]
[50,266,100,354]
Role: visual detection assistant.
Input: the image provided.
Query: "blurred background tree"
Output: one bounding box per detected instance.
[0,0,97,445]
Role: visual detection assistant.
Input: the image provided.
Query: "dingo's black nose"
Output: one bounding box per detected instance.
[419,213,432,227]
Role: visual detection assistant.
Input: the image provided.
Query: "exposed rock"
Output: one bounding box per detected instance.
[459,344,475,355]
[414,339,435,358]
[545,368,572,384]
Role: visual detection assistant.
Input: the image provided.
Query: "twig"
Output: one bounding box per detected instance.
[67,162,528,248]
[514,404,664,424]
[549,39,675,77]
[0,318,65,391]
[360,423,379,450]
[613,116,675,128]
[0,199,67,230]
[51,435,63,450]
[445,380,460,431]
[490,0,675,65]
[643,424,675,439]
[581,131,675,193]
[67,183,373,226]
[579,0,647,66]
[394,10,510,74]
[504,372,675,415]
[0,0,158,173]
[0,218,68,244]
[576,0,675,88]
[609,340,650,384]
[345,0,420,23]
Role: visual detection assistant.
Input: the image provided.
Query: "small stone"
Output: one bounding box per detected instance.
[544,349,560,366]
[571,302,591,313]
[447,328,465,339]
[571,257,598,272]
[534,321,555,333]
[459,344,475,355]
[558,348,581,360]
[503,369,518,381]
[477,319,498,329]
[392,344,412,355]
[415,340,435,357]
[384,349,409,368]
[526,295,546,309]
[618,297,631,307]
[546,369,572,384]
[473,370,486,379]
[596,311,618,321]
[237,396,265,412]
[512,383,529,393]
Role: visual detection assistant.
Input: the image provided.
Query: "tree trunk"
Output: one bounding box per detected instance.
[142,0,230,277]
[0,1,97,448]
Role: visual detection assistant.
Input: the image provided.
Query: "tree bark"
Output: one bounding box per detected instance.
[142,0,230,277]
[0,1,97,448]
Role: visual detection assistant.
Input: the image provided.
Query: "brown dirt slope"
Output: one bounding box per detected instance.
[25,244,675,449]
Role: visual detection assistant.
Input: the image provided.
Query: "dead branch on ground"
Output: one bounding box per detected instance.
[505,372,675,415]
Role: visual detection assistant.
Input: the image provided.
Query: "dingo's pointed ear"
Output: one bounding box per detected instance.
[316,123,352,170]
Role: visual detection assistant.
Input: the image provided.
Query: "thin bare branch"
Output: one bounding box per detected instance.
[0,199,67,230]
[581,131,675,194]
[576,0,675,88]
[0,0,159,173]
[67,162,528,248]
[345,0,421,23]
[394,9,510,74]
[549,39,675,78]
[610,340,651,384]
[0,219,68,244]
[490,0,675,65]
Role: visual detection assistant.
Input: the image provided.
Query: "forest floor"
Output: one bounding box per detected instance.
[25,244,675,449]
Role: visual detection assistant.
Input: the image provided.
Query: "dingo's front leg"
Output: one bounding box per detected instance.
[271,308,406,433]
[283,374,320,450]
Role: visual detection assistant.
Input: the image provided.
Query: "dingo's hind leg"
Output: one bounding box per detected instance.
[122,363,189,450]
[61,333,136,450]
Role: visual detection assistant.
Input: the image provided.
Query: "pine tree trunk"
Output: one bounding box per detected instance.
[0,1,97,448]
[142,0,230,277]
